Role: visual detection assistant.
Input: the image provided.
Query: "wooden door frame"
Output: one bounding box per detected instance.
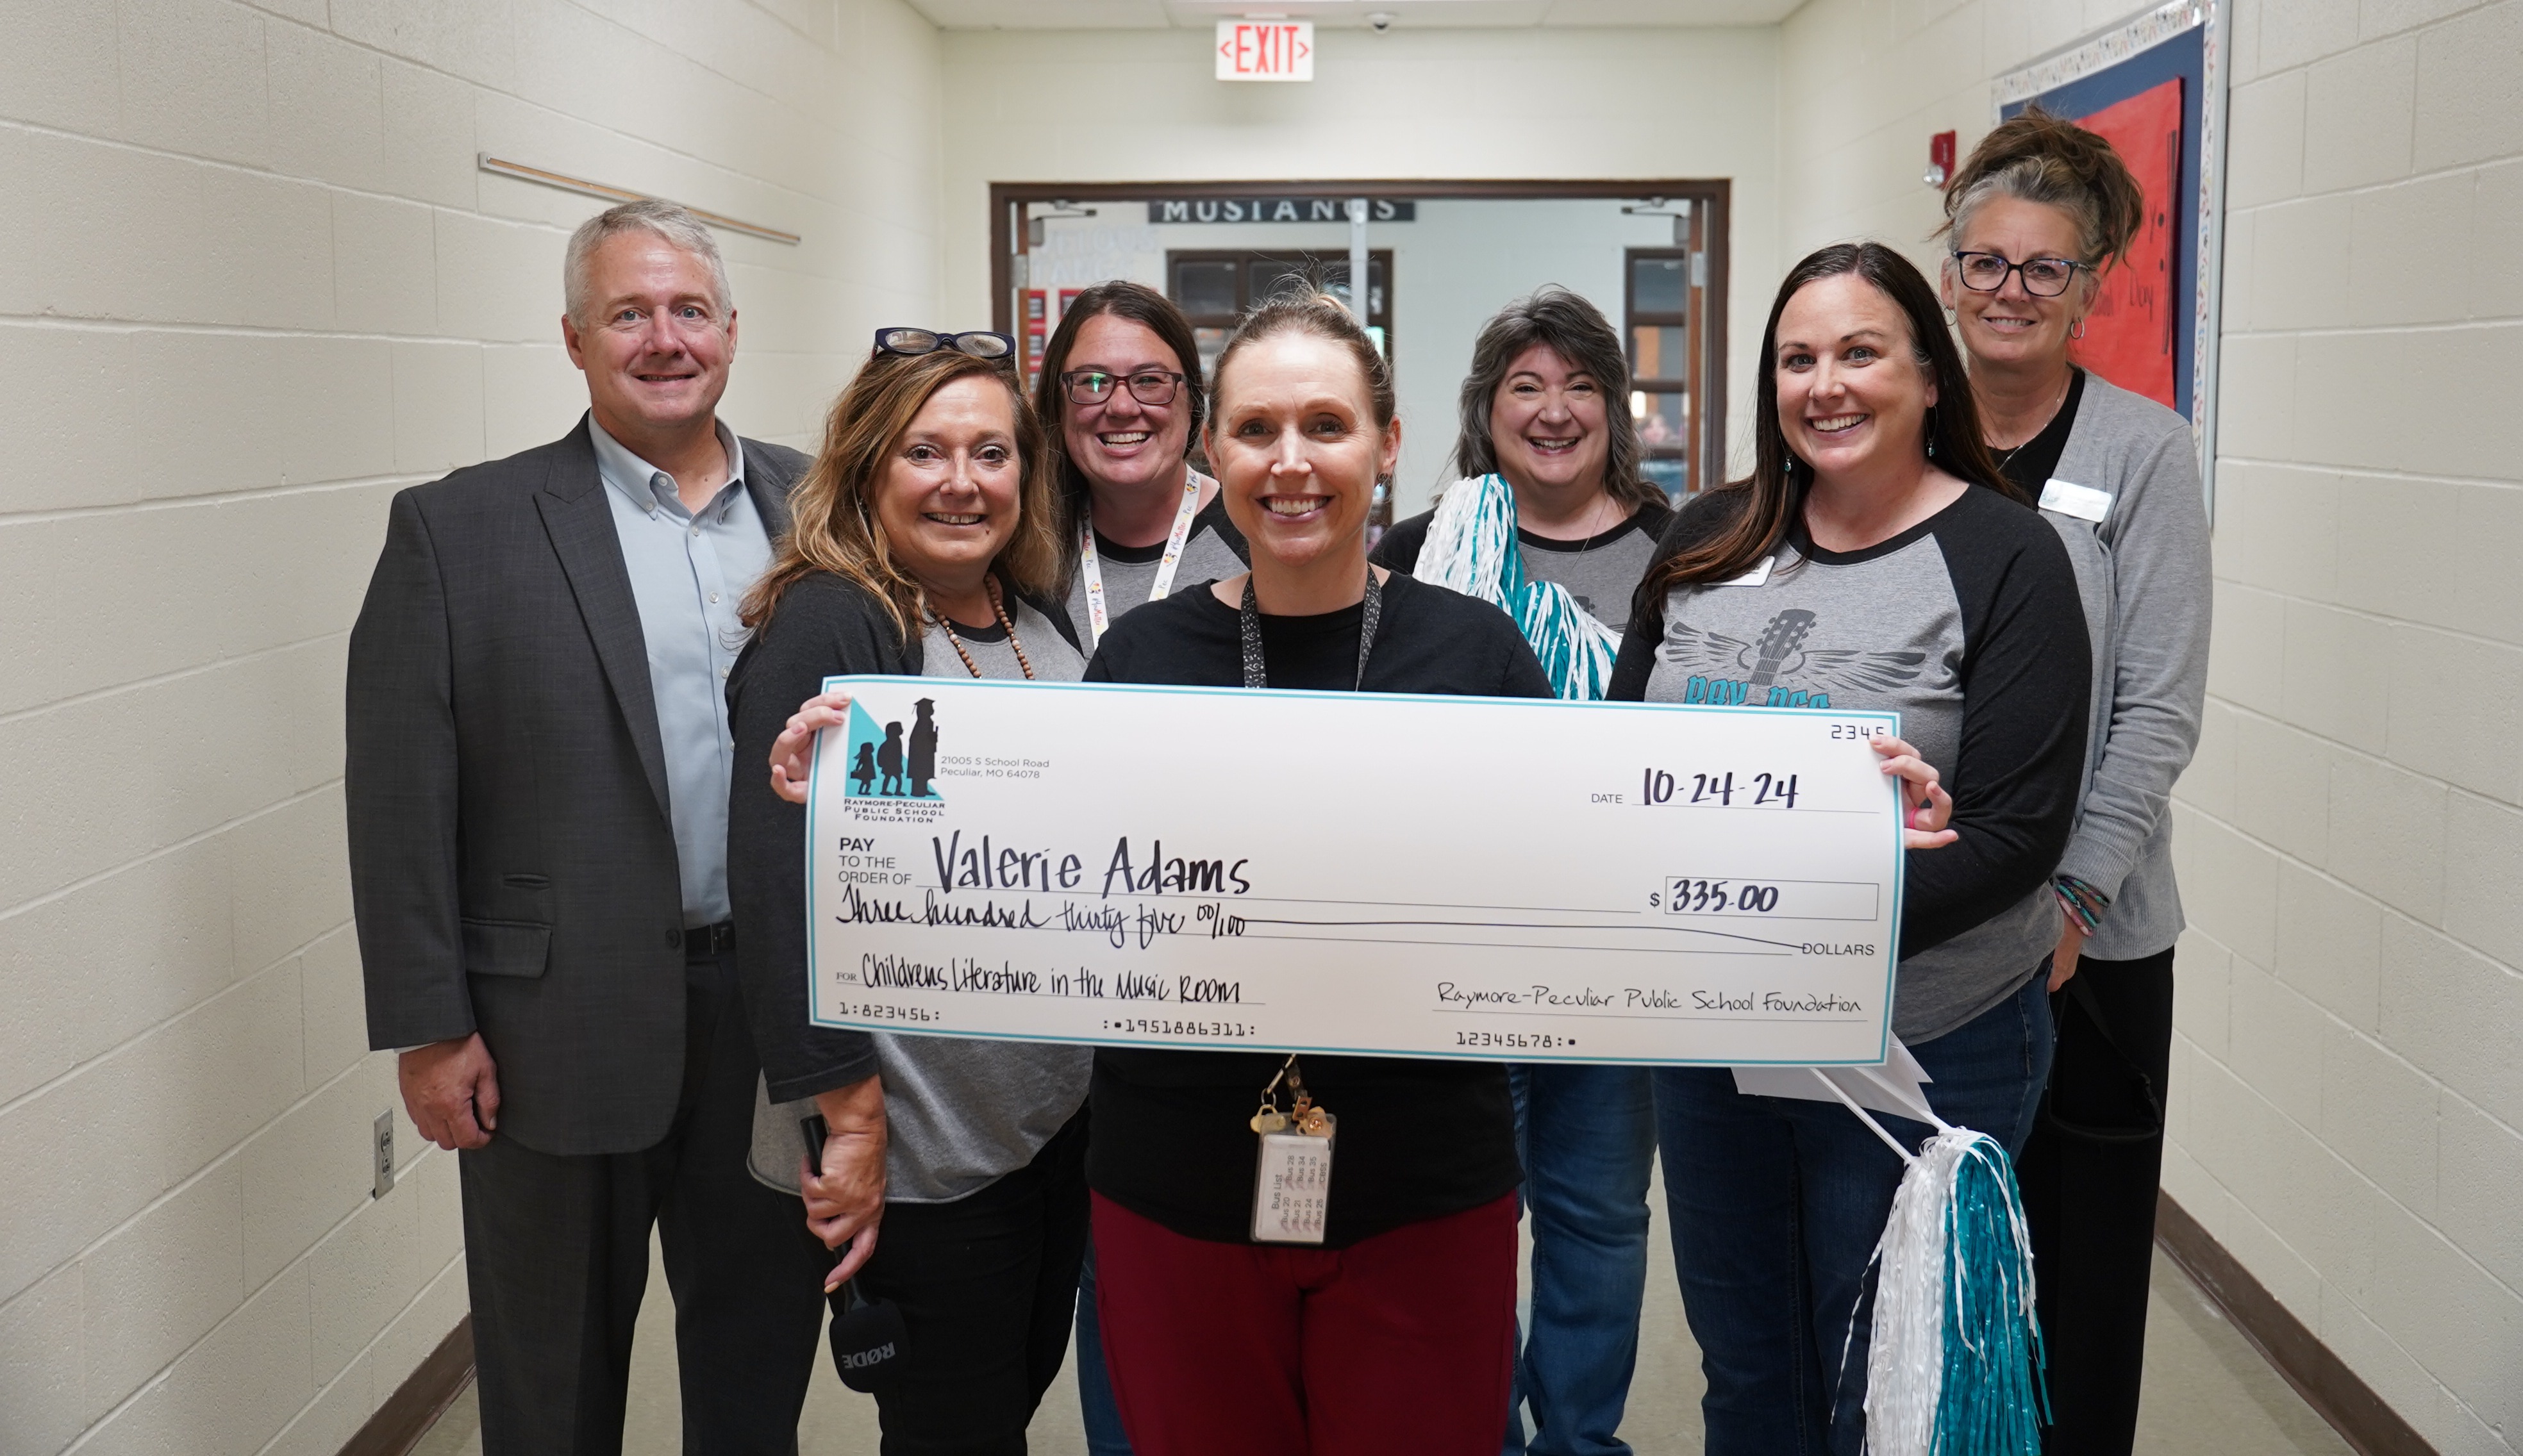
[990,179,1731,492]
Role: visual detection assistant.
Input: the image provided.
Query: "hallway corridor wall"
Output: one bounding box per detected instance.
[1778,3,2523,1451]
[0,3,945,1452]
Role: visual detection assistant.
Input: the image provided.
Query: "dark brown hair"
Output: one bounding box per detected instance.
[1937,103,2147,271]
[1636,242,2016,602]
[744,349,1062,641]
[1208,284,1397,440]
[1030,281,1208,523]
[1451,285,1660,512]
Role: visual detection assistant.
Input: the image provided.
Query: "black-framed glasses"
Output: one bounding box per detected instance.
[1060,369,1187,408]
[872,327,1016,361]
[1950,251,2086,297]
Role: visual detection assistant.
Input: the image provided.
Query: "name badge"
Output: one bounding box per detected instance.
[1251,1127,1333,1243]
[2039,479,2113,523]
[1716,555,1775,587]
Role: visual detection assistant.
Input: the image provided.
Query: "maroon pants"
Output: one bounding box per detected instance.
[1090,1191,1519,1456]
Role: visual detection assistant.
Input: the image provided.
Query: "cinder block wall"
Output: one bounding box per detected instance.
[2174,3,2521,1449]
[0,3,942,1452]
[1777,1,2523,1450]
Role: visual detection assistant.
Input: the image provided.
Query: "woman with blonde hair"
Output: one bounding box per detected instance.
[731,329,1092,1453]
[1938,106,2212,1455]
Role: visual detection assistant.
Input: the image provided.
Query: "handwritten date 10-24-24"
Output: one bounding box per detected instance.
[1640,768,1799,809]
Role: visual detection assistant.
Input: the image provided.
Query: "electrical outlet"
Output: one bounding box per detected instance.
[372,1111,396,1199]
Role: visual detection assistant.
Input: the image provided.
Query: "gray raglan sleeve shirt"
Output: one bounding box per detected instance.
[2042,379,2213,959]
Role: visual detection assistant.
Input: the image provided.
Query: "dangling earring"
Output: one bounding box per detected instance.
[1942,305,1956,325]
[1924,406,1936,458]
[1781,437,1795,472]
[2069,317,2088,340]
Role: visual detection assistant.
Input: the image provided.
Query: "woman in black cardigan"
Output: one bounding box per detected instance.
[732,335,1091,1454]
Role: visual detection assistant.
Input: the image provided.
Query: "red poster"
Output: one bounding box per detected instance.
[2069,78,2181,408]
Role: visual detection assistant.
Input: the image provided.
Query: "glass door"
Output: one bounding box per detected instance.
[1166,249,1394,382]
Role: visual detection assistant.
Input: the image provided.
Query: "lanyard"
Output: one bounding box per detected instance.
[1079,468,1205,647]
[1240,569,1381,691]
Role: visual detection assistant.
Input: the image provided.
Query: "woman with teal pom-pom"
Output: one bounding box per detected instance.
[1606,242,2092,1455]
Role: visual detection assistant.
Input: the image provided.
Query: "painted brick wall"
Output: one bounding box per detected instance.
[2172,3,2522,1450]
[0,3,942,1452]
[1778,1,2523,1450]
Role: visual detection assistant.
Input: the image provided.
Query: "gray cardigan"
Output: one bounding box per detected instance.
[2040,374,2212,961]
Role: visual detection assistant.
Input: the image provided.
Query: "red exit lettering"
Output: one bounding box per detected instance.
[1216,21,1313,81]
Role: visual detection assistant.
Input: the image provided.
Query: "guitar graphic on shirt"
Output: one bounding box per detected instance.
[1658,610,1930,706]
[1746,610,1817,697]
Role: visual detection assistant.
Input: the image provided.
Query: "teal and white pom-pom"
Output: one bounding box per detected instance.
[1414,474,1619,702]
[1817,1074,2048,1455]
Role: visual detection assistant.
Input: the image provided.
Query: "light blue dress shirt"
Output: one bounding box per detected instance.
[590,416,772,929]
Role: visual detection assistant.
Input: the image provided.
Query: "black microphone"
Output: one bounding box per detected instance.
[799,1114,910,1392]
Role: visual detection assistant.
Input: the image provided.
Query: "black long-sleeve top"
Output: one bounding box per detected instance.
[1608,485,2091,1042]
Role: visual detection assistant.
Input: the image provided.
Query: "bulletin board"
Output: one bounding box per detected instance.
[1995,0,2229,507]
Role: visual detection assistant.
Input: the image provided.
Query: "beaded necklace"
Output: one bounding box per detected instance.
[930,577,1037,681]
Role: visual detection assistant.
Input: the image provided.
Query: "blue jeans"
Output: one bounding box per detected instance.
[1503,1064,1657,1456]
[1653,970,2055,1456]
[1074,1239,1134,1455]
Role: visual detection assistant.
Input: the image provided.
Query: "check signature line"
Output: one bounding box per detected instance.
[1437,1007,1869,1023]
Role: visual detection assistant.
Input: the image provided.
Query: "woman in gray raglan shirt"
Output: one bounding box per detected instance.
[1936,109,2212,1455]
[1608,243,2092,1456]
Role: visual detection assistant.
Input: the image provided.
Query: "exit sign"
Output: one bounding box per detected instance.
[1217,20,1313,82]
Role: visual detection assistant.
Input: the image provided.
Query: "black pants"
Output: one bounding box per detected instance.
[459,946,831,1456]
[853,1109,1092,1456]
[2020,947,2176,1456]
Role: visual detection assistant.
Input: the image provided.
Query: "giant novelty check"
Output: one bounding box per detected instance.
[806,677,1906,1065]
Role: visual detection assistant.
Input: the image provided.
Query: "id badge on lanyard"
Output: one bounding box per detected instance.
[1079,468,1204,647]
[1249,1054,1336,1243]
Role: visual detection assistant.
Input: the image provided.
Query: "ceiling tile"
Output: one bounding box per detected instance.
[1540,0,1803,22]
[1164,0,1551,24]
[904,0,1172,29]
[910,0,1782,28]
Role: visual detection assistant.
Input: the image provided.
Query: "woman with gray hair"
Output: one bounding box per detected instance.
[1938,106,2211,1456]
[1371,285,1672,1456]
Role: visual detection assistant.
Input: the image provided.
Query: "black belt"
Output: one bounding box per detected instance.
[681,920,737,956]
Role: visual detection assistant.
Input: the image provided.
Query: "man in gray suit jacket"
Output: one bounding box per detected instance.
[347,200,872,1454]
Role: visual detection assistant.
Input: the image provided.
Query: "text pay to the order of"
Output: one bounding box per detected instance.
[804,677,1906,1067]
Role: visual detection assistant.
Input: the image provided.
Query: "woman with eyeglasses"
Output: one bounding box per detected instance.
[1038,281,1250,653]
[733,327,1095,1452]
[1609,242,2089,1454]
[1027,280,1247,1455]
[1939,108,2211,1456]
